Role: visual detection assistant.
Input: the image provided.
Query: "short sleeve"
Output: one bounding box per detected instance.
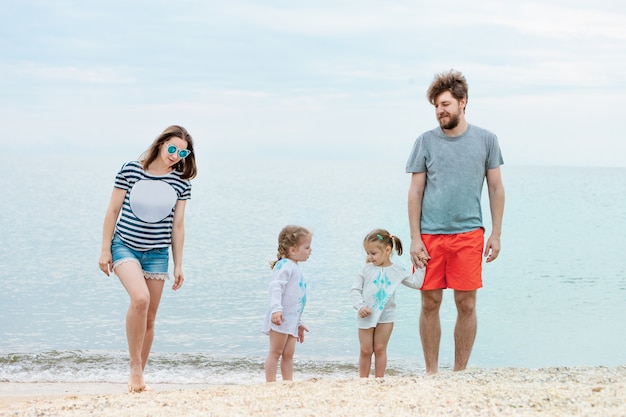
[114,162,131,191]
[486,134,504,170]
[178,181,192,200]
[405,134,427,173]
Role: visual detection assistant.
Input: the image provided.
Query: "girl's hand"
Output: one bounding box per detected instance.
[172,266,185,290]
[297,325,309,343]
[98,250,113,276]
[410,239,430,268]
[358,306,371,318]
[271,312,284,325]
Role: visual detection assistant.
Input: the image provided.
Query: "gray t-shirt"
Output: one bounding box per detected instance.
[405,124,503,234]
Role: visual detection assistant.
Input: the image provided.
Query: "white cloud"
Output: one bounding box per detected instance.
[2,62,132,84]
[500,2,626,40]
[1,0,625,167]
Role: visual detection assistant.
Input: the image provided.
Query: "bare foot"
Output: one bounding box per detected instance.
[128,383,145,393]
[128,383,153,393]
[128,367,146,393]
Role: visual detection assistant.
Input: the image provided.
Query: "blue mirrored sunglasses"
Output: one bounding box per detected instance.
[166,143,191,159]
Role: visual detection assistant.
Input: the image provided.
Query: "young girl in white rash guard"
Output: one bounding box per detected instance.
[350,229,425,378]
[262,225,313,382]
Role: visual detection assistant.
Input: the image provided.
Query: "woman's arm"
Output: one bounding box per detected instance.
[171,199,187,290]
[99,188,127,276]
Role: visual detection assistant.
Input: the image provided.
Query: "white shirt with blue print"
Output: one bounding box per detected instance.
[350,263,424,329]
[262,258,307,337]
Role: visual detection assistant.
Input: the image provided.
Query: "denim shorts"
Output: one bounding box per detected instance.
[111,235,169,280]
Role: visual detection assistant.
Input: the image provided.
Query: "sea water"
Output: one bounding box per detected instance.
[1,154,625,385]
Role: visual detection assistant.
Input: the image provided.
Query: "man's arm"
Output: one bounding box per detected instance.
[485,166,505,262]
[408,172,428,267]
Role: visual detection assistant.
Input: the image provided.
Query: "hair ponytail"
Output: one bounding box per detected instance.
[364,228,403,256]
[270,225,312,269]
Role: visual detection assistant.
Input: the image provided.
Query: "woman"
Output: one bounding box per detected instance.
[98,125,197,392]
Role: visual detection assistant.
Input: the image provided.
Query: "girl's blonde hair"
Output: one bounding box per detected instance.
[363,228,403,259]
[270,225,312,269]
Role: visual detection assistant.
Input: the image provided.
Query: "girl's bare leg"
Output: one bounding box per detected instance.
[373,323,394,378]
[116,262,151,392]
[265,331,289,382]
[358,328,375,378]
[279,336,297,381]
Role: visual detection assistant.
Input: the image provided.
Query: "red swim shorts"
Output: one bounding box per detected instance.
[421,228,484,291]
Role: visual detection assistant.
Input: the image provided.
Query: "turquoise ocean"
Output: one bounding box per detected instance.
[1,154,625,385]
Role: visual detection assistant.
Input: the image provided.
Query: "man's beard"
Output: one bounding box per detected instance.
[438,112,460,130]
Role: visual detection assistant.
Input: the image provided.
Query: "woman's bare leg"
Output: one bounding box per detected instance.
[116,261,150,392]
[141,278,165,371]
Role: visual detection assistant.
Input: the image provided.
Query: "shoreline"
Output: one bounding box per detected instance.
[1,366,625,416]
[0,382,218,398]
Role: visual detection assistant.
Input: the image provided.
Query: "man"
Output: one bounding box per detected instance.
[406,70,505,374]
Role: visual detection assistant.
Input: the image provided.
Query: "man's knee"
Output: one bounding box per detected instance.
[421,290,443,313]
[454,291,476,315]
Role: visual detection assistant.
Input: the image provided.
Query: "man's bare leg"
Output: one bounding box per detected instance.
[453,290,477,371]
[420,289,443,375]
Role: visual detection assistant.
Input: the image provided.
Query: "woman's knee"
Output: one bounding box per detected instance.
[130,293,150,312]
[145,315,157,331]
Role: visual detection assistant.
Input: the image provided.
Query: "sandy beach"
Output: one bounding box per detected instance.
[1,366,624,417]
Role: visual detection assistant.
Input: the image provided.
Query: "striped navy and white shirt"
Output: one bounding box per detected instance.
[113,161,191,251]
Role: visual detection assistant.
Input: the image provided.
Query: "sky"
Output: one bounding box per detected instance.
[2,0,626,167]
